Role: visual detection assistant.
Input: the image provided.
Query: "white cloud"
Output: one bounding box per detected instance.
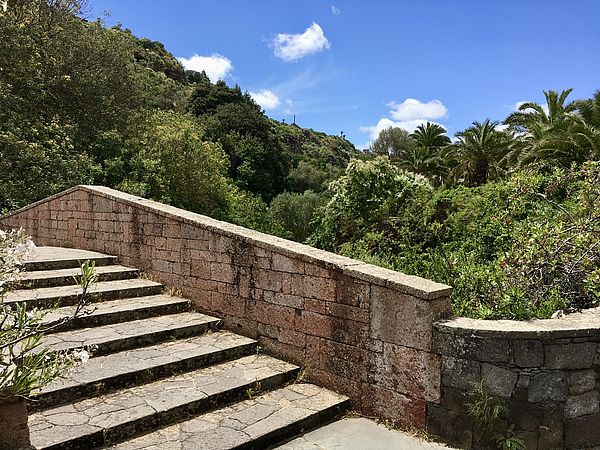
[331,5,341,15]
[495,124,510,132]
[177,53,233,82]
[514,100,549,114]
[249,89,280,110]
[359,118,434,141]
[388,98,448,121]
[360,98,448,141]
[272,22,331,62]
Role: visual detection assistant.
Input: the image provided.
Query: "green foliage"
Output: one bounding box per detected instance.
[466,383,525,450]
[190,81,290,201]
[309,157,432,250]
[311,160,600,319]
[370,126,415,158]
[267,191,328,242]
[0,230,94,399]
[118,110,236,219]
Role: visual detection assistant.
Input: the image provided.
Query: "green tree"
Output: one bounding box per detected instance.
[451,120,512,186]
[504,89,598,167]
[118,110,234,218]
[370,127,415,159]
[411,122,451,150]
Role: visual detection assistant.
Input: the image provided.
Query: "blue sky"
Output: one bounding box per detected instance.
[89,1,600,149]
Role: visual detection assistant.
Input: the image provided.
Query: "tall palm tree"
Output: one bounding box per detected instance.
[451,120,512,186]
[504,89,598,167]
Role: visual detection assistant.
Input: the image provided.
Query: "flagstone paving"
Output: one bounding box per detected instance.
[17,247,349,449]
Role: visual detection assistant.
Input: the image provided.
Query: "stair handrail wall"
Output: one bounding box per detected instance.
[0,185,452,427]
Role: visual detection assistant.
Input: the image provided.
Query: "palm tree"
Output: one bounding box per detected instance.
[451,120,513,186]
[397,145,448,183]
[411,122,451,150]
[504,89,598,167]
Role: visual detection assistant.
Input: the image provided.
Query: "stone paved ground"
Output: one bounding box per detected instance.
[108,384,349,450]
[275,417,451,450]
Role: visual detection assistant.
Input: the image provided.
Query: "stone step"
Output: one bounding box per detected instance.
[16,265,140,289]
[109,384,350,450]
[3,279,164,310]
[28,355,300,450]
[40,295,191,332]
[38,312,221,356]
[23,247,118,271]
[30,331,257,411]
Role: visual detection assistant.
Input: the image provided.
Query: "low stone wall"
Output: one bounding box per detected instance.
[0,186,452,426]
[429,311,600,449]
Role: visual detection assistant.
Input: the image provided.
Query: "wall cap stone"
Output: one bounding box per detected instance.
[2,185,453,301]
[435,307,600,339]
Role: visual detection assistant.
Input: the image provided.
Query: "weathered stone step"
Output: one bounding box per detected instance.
[23,247,117,271]
[40,295,190,332]
[16,265,139,289]
[3,278,163,309]
[29,355,300,450]
[30,331,257,411]
[109,384,350,450]
[38,312,221,356]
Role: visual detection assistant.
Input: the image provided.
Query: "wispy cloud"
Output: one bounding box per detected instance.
[360,98,448,141]
[331,5,341,15]
[272,22,331,62]
[177,53,233,82]
[249,89,280,110]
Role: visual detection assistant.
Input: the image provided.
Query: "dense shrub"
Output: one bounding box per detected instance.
[267,191,328,242]
[310,161,600,319]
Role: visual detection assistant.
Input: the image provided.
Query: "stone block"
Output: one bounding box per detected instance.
[528,371,568,402]
[441,356,480,390]
[509,390,542,431]
[426,404,473,449]
[433,331,511,364]
[565,412,600,449]
[440,387,470,413]
[291,274,336,301]
[569,369,596,395]
[271,253,305,274]
[565,391,599,419]
[513,339,544,367]
[336,275,370,307]
[538,403,563,450]
[0,396,30,450]
[481,363,517,398]
[371,286,444,351]
[545,342,595,369]
[361,384,426,427]
[374,343,441,402]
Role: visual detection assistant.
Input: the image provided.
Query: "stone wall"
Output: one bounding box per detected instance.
[0,396,30,450]
[429,311,600,449]
[0,185,452,426]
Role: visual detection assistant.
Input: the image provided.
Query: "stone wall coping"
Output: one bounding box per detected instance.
[435,307,600,339]
[2,185,452,301]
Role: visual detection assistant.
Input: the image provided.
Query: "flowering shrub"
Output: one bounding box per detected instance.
[0,229,92,399]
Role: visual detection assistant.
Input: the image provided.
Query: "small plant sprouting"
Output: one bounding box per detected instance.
[465,382,525,450]
[246,381,261,400]
[295,367,309,383]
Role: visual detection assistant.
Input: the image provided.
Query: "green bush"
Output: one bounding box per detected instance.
[267,191,328,242]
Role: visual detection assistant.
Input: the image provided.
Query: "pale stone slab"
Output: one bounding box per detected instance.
[38,312,220,353]
[29,355,299,449]
[109,384,348,450]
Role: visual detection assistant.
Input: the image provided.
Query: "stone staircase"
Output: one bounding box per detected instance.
[10,247,349,450]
